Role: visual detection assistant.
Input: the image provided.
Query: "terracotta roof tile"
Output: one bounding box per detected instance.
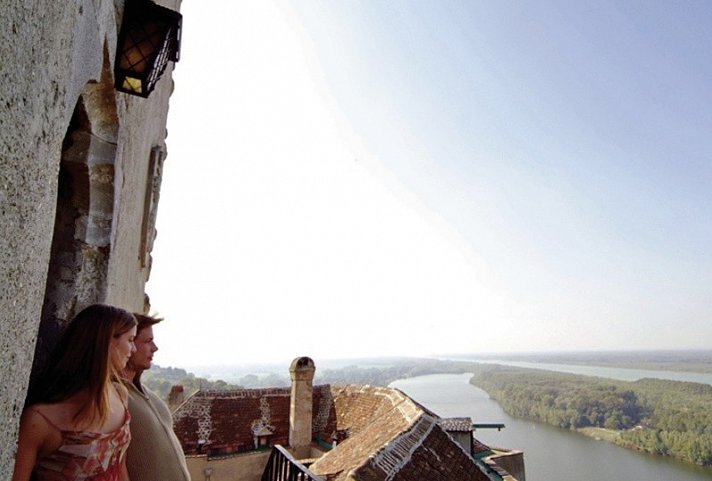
[172,383,518,481]
[438,417,473,432]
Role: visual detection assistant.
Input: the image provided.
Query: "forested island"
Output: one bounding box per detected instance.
[315,359,473,386]
[469,364,712,467]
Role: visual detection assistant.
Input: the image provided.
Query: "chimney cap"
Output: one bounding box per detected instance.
[290,356,315,371]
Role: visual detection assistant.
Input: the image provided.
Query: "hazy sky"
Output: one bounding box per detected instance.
[146,1,712,368]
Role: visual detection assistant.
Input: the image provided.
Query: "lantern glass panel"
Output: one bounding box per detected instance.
[115,0,182,98]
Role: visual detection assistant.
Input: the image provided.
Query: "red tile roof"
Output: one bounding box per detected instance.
[438,417,473,432]
[173,383,516,481]
[310,385,493,481]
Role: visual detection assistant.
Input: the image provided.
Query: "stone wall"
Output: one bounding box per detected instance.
[0,0,180,478]
[173,386,337,456]
[487,450,525,481]
[448,431,473,454]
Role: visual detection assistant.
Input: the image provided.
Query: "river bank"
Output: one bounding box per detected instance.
[578,426,621,443]
[577,425,712,469]
[468,364,712,468]
[392,373,712,481]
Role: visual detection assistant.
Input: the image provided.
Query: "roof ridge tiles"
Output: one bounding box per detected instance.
[368,413,436,481]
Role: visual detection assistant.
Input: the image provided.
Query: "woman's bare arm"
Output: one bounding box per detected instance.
[11,409,49,481]
[121,456,131,481]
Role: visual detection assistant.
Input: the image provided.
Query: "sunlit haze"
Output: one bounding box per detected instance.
[146,1,712,367]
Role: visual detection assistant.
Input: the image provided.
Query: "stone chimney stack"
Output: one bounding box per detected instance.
[289,356,316,459]
[167,384,185,412]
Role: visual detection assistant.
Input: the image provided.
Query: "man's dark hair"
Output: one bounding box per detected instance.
[133,313,163,333]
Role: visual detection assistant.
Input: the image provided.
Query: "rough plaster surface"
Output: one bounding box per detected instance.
[0,1,180,477]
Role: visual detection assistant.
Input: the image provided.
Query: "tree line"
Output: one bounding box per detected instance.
[142,358,474,399]
[469,364,712,466]
[315,359,473,386]
[142,366,243,399]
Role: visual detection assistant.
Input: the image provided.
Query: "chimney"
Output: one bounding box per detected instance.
[289,356,316,458]
[168,384,185,412]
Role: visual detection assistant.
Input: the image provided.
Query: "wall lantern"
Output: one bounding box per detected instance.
[114,0,182,98]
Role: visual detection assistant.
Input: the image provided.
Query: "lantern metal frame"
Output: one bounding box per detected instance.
[114,0,182,98]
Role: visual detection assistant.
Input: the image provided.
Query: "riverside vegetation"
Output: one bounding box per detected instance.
[469,364,712,467]
[142,359,472,398]
[143,366,243,398]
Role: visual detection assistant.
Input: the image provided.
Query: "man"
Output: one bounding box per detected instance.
[123,313,191,481]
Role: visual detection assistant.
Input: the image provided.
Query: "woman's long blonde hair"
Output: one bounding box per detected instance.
[28,304,137,427]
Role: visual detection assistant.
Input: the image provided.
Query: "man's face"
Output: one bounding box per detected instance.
[128,325,158,372]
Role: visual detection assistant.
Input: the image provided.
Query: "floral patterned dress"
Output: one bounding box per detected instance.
[31,407,131,481]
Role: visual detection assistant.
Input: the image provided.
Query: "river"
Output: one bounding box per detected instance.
[390,373,712,481]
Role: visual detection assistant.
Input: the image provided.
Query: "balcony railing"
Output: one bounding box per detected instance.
[261,445,322,481]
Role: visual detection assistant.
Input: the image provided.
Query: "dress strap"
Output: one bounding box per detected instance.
[112,380,130,409]
[30,408,64,432]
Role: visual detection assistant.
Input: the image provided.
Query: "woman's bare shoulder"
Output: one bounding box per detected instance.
[113,380,130,403]
[18,404,63,448]
[21,405,51,426]
[25,396,83,431]
[24,403,62,427]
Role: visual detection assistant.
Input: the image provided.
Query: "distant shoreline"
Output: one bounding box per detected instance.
[445,349,712,375]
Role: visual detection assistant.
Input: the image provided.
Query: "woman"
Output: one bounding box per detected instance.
[12,304,138,481]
